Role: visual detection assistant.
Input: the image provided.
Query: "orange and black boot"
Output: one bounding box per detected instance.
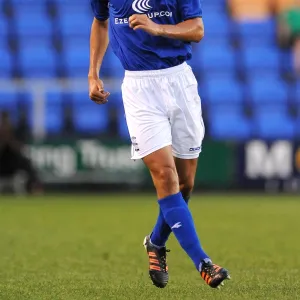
[143,235,169,288]
[200,260,231,288]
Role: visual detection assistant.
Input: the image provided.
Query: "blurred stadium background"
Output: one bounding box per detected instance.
[0,0,299,194]
[0,1,300,299]
[0,0,300,194]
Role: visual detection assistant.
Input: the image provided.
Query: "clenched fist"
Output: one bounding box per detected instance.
[88,77,110,105]
[129,14,162,36]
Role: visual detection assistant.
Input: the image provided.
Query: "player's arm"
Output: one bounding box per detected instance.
[156,18,204,43]
[89,18,108,81]
[129,16,204,43]
[130,0,203,43]
[89,0,110,104]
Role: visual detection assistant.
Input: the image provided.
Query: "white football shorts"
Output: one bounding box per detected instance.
[121,62,205,160]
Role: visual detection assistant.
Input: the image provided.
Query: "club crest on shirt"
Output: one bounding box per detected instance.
[132,0,152,13]
[114,0,173,24]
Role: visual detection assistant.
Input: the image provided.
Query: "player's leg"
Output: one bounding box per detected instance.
[175,157,198,201]
[170,64,230,288]
[143,146,179,199]
[142,146,178,288]
[143,146,212,284]
[149,158,196,248]
[122,65,230,289]
[122,72,175,288]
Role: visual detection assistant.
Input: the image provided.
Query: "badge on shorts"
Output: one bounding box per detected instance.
[131,136,140,152]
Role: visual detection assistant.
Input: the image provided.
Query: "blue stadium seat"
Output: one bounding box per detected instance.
[63,37,89,47]
[54,0,84,5]
[197,82,208,104]
[10,0,48,4]
[239,36,275,47]
[101,51,114,78]
[280,50,293,72]
[108,91,123,106]
[202,2,227,13]
[203,12,231,37]
[254,108,295,139]
[245,70,282,82]
[249,77,288,104]
[236,19,275,41]
[193,40,231,62]
[62,37,89,57]
[205,78,243,105]
[59,13,91,37]
[20,91,33,107]
[192,46,236,72]
[56,3,92,16]
[0,48,13,78]
[237,19,276,50]
[45,92,63,133]
[246,69,283,83]
[118,109,130,140]
[19,92,34,128]
[73,107,108,133]
[194,37,230,52]
[0,17,8,39]
[19,44,57,78]
[202,71,237,82]
[71,92,108,133]
[243,46,280,72]
[18,37,53,50]
[101,49,124,78]
[71,92,91,105]
[192,42,229,75]
[0,92,18,112]
[14,14,52,37]
[54,0,83,3]
[63,43,89,77]
[0,92,19,123]
[13,3,48,17]
[203,0,226,9]
[209,108,252,140]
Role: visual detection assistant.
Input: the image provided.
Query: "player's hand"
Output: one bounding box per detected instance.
[88,77,110,105]
[129,14,161,36]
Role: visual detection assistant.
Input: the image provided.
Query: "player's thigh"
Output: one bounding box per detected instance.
[143,146,179,199]
[121,79,172,160]
[175,157,198,194]
[171,68,205,159]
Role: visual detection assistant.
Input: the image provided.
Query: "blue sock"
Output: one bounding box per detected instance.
[150,195,190,248]
[158,192,210,270]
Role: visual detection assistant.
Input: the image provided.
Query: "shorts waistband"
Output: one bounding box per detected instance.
[124,62,189,78]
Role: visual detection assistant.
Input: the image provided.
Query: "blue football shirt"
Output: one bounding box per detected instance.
[91,0,202,71]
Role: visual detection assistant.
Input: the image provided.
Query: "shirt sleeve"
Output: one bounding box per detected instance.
[178,0,202,21]
[91,0,109,21]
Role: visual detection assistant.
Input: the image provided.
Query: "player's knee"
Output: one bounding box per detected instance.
[153,165,178,192]
[180,176,194,199]
[158,166,178,187]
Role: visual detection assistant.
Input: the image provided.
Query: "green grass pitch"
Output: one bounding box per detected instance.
[0,194,299,300]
